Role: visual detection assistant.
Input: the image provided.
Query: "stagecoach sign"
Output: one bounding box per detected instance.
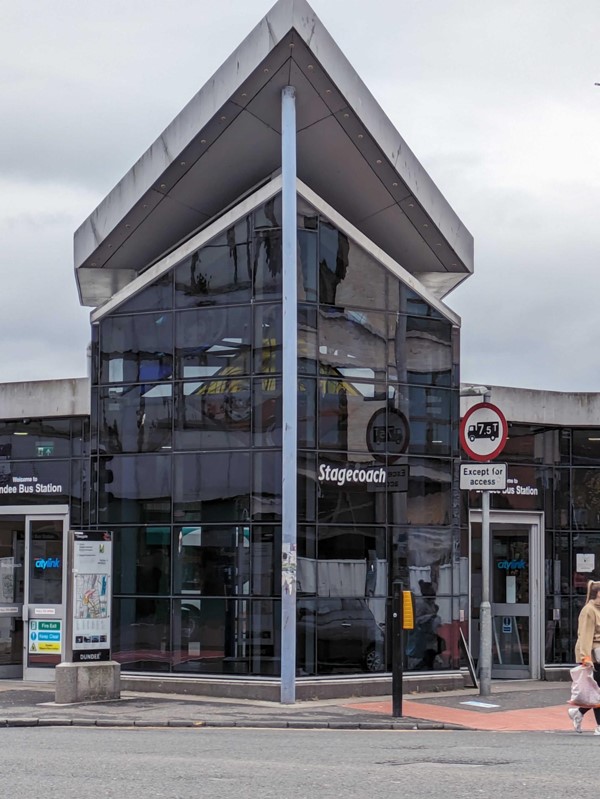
[460,402,508,462]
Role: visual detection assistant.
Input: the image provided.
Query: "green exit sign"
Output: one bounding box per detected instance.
[36,442,54,457]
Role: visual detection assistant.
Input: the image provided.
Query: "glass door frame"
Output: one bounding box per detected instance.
[469,509,544,680]
[0,505,69,682]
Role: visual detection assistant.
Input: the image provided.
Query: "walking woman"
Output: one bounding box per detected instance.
[569,580,600,733]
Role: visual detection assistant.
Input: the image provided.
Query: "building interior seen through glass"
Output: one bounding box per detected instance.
[90,192,465,676]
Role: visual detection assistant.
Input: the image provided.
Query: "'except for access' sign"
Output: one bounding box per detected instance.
[460,462,507,491]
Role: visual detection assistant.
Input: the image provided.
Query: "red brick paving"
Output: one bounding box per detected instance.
[347,698,584,732]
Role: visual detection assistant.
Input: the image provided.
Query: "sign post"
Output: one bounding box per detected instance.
[55,530,119,704]
[460,401,508,697]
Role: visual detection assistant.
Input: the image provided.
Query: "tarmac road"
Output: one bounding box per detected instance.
[1,726,596,799]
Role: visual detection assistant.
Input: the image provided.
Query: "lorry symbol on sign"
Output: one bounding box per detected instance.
[468,421,499,443]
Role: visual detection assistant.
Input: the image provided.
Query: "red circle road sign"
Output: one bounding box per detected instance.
[460,402,508,462]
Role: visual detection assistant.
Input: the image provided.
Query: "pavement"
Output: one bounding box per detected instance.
[0,678,585,732]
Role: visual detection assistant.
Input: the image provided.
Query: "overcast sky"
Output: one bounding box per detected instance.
[1,0,599,391]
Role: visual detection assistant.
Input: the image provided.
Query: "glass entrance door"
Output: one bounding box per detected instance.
[23,517,66,681]
[0,517,25,678]
[0,511,67,680]
[491,526,531,678]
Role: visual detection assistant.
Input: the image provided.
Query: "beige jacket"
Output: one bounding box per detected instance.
[575,602,600,662]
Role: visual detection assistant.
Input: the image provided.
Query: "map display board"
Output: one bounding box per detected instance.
[71,531,112,663]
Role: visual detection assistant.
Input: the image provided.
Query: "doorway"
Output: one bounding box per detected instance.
[0,507,68,680]
[470,510,544,680]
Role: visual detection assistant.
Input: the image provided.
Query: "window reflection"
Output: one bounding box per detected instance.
[174,220,252,308]
[173,452,251,522]
[100,313,173,385]
[175,380,251,450]
[176,306,251,379]
[113,527,171,595]
[174,525,250,596]
[99,384,172,453]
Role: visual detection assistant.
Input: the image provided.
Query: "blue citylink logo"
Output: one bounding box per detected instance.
[35,557,61,570]
[497,559,526,570]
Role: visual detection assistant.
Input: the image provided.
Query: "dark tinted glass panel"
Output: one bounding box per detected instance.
[559,429,571,464]
[114,272,173,314]
[387,277,444,318]
[318,307,387,378]
[113,527,171,595]
[176,306,251,379]
[297,526,317,595]
[297,597,385,676]
[97,454,171,524]
[297,452,317,522]
[319,222,386,311]
[174,220,252,308]
[253,304,281,374]
[298,378,316,448]
[572,430,600,465]
[252,526,280,596]
[173,452,251,522]
[29,522,63,605]
[388,458,452,526]
[316,527,386,597]
[174,525,250,596]
[252,377,281,447]
[488,465,550,518]
[172,598,280,676]
[502,425,560,464]
[555,468,571,529]
[298,229,318,303]
[174,380,251,450]
[318,379,386,452]
[112,597,170,672]
[254,196,281,229]
[572,469,600,530]
[390,315,452,387]
[100,313,173,385]
[298,304,318,375]
[388,384,454,457]
[252,451,281,521]
[99,384,172,453]
[0,419,72,459]
[317,452,384,525]
[0,460,70,506]
[254,229,282,298]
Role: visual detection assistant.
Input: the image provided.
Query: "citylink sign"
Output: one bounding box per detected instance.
[35,557,61,570]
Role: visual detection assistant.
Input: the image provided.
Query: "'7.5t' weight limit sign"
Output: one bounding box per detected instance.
[460,401,508,462]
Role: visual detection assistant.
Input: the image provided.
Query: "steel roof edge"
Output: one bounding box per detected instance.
[74,0,473,281]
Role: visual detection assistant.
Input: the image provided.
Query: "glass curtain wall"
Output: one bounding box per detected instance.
[90,192,463,677]
[467,425,600,668]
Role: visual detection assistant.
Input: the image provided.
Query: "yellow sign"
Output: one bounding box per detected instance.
[402,591,414,630]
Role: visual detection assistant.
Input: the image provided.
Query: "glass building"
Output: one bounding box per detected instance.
[0,0,475,697]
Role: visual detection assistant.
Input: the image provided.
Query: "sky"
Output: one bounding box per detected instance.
[0,0,599,391]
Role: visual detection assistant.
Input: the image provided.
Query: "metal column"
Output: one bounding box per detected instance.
[280,85,298,704]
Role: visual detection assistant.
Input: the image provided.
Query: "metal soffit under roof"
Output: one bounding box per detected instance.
[74,0,474,309]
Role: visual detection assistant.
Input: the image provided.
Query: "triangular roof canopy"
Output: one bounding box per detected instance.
[74,0,473,308]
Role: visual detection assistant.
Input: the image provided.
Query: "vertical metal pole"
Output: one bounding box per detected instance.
[479,489,492,696]
[392,581,404,717]
[280,85,297,705]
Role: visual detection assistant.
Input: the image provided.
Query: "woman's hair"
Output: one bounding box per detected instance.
[586,581,600,602]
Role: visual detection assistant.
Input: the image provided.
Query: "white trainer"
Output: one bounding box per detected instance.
[594,726,600,736]
[568,707,583,733]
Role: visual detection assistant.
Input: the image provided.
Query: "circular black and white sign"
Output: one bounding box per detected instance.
[366,408,410,462]
[460,402,508,462]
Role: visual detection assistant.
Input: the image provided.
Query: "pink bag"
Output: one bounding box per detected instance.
[569,665,600,707]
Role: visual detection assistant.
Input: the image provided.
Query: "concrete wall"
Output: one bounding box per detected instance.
[0,378,90,420]
[461,384,600,427]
